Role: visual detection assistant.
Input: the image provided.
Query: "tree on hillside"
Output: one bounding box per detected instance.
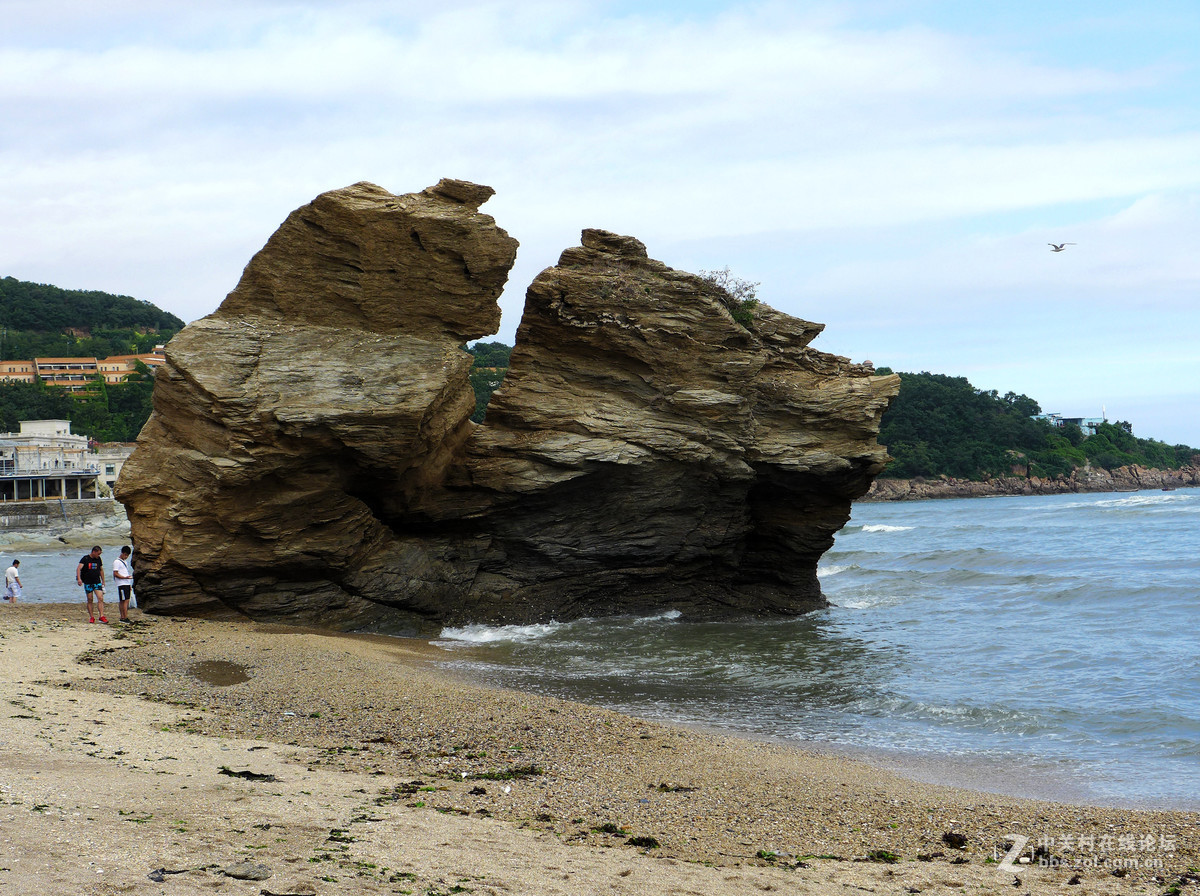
[467,341,512,368]
[0,368,155,442]
[876,371,1199,480]
[877,373,1047,478]
[0,381,74,432]
[0,277,181,361]
[0,276,184,332]
[466,342,512,422]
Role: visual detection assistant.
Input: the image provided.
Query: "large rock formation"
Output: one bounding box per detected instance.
[117,180,899,631]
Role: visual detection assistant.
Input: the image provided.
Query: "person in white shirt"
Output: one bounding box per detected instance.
[3,560,20,603]
[112,547,134,622]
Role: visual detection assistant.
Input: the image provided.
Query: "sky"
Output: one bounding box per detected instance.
[3,1,1199,446]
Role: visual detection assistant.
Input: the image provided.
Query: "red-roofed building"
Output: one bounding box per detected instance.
[0,347,166,393]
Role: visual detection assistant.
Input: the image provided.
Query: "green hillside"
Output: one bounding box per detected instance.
[875,369,1199,479]
[0,276,182,441]
[0,276,183,361]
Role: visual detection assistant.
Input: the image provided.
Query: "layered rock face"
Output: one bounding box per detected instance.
[117,181,898,629]
[117,180,518,627]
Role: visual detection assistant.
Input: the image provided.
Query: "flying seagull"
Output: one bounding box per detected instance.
[1048,242,1076,252]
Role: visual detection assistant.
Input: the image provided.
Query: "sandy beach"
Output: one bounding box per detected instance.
[1,603,1196,895]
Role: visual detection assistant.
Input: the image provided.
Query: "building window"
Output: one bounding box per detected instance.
[105,464,116,475]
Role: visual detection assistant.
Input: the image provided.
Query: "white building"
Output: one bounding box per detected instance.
[1033,413,1109,437]
[94,443,136,493]
[0,420,101,501]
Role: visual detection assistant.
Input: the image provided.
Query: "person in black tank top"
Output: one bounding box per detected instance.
[76,546,107,623]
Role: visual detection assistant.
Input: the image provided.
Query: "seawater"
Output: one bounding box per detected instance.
[7,490,1197,808]
[0,546,130,605]
[435,489,1200,809]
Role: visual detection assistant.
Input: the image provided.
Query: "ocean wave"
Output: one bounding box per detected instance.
[860,524,914,533]
[1091,494,1183,510]
[864,695,1050,736]
[437,608,683,646]
[835,598,881,610]
[1047,490,1199,513]
[828,591,906,611]
[817,564,854,578]
[436,621,567,645]
[632,609,683,624]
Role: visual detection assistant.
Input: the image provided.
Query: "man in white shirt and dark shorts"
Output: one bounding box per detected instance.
[112,546,134,622]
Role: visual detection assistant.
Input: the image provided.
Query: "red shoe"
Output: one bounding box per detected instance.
[89,617,95,623]
[99,616,109,623]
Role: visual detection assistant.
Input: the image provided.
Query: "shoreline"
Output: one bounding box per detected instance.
[0,499,130,552]
[434,644,1200,814]
[863,468,1200,501]
[2,604,1196,895]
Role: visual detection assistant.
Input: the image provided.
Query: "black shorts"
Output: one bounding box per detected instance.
[118,585,132,600]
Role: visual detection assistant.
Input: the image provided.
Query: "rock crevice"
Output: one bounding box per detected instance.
[117,182,898,629]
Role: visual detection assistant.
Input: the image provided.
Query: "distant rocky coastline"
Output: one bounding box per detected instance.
[0,498,130,550]
[863,463,1200,501]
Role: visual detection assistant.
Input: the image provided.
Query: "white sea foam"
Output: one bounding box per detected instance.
[817,564,851,578]
[633,609,683,624]
[437,621,565,645]
[438,608,680,646]
[861,524,913,533]
[1092,494,1180,509]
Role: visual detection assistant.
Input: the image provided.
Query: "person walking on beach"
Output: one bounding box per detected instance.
[112,546,134,622]
[76,546,107,623]
[3,560,20,603]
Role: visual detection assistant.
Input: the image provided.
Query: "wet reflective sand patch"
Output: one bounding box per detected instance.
[189,660,250,686]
